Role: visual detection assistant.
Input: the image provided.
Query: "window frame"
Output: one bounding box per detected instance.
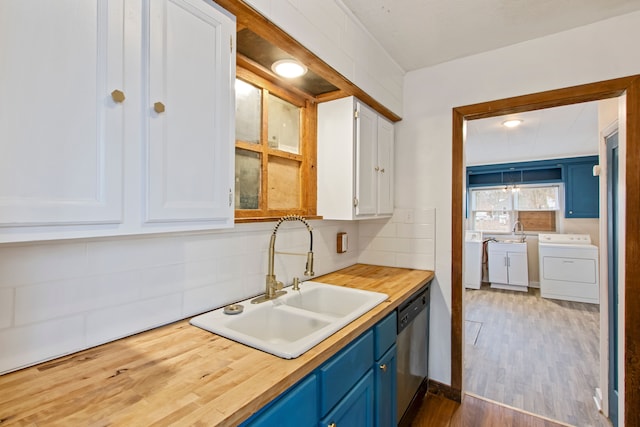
[234,67,317,221]
[469,183,561,233]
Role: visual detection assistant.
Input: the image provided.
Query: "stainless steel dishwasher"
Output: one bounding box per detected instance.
[396,281,431,426]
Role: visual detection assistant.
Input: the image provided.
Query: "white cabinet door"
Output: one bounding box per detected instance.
[506,251,529,286]
[376,117,394,215]
[0,0,124,226]
[318,97,394,220]
[488,249,509,284]
[146,0,234,226]
[355,102,378,216]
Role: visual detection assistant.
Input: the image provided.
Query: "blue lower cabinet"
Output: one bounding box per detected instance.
[241,374,317,427]
[320,370,374,427]
[319,331,374,414]
[375,344,397,427]
[242,314,398,427]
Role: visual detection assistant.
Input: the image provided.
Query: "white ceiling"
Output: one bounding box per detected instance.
[341,0,640,72]
[339,0,633,165]
[464,102,600,166]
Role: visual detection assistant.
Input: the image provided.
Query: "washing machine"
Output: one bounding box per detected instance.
[464,231,483,289]
[538,233,599,304]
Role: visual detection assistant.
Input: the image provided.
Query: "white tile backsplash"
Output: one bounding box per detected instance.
[87,238,177,275]
[0,242,87,287]
[358,208,436,270]
[0,316,84,373]
[0,214,433,374]
[0,220,366,374]
[85,294,183,348]
[0,288,14,329]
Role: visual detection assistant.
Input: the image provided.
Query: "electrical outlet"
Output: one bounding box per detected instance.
[337,232,348,253]
[405,210,414,224]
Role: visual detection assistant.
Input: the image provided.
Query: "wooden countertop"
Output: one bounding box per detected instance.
[0,264,434,426]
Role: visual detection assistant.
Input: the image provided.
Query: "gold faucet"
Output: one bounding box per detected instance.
[251,215,315,304]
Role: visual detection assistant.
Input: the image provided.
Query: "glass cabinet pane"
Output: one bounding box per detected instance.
[267,95,300,154]
[235,149,261,209]
[235,79,261,144]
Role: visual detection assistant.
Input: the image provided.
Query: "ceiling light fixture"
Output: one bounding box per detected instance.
[271,59,308,78]
[502,119,523,128]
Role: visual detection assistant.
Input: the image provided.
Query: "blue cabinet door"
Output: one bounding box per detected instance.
[242,375,317,427]
[375,344,397,427]
[565,162,599,218]
[319,331,374,415]
[320,370,374,427]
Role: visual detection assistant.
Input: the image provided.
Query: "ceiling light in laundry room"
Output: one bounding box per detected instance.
[502,119,523,128]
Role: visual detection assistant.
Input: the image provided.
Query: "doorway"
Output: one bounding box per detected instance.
[450,75,640,426]
[462,103,605,425]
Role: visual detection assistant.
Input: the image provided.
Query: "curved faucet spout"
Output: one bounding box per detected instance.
[512,220,526,242]
[254,215,315,304]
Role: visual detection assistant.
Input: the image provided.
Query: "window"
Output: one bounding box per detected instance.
[234,69,316,220]
[470,185,559,232]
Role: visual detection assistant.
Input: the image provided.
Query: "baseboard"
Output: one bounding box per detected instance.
[593,387,603,412]
[427,379,462,402]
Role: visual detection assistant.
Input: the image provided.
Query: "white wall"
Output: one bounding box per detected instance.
[358,208,436,270]
[398,10,640,385]
[0,205,436,374]
[242,0,404,117]
[0,220,359,374]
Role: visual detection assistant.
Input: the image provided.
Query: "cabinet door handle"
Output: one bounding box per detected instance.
[154,101,166,113]
[111,89,125,103]
[380,168,385,173]
[379,363,387,372]
[375,166,380,172]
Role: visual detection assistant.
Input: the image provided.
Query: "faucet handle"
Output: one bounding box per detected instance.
[292,277,300,291]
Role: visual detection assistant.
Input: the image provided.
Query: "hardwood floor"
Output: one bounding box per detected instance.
[463,285,611,427]
[412,392,571,427]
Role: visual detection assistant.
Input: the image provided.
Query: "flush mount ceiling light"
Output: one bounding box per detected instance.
[271,59,307,78]
[502,119,523,128]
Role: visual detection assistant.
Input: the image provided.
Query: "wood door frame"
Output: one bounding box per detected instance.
[451,75,640,426]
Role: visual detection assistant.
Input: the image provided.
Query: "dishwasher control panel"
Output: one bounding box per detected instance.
[397,282,430,334]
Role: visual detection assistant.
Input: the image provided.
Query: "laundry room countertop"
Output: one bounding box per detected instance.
[0,264,434,426]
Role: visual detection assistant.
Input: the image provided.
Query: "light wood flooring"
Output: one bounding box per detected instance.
[412,392,572,427]
[463,284,610,427]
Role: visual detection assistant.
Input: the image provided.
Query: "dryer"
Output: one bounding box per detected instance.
[538,233,599,304]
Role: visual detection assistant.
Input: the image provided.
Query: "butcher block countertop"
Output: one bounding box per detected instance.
[0,264,434,426]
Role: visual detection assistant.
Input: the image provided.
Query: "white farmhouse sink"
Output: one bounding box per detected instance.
[190,281,388,359]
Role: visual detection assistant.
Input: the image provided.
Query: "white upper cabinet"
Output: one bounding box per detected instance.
[318,97,394,220]
[0,0,235,243]
[145,0,234,225]
[0,0,125,227]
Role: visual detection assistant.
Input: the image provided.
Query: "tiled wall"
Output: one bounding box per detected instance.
[358,208,436,270]
[0,220,359,374]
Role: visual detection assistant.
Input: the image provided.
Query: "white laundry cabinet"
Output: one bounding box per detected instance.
[487,241,529,291]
